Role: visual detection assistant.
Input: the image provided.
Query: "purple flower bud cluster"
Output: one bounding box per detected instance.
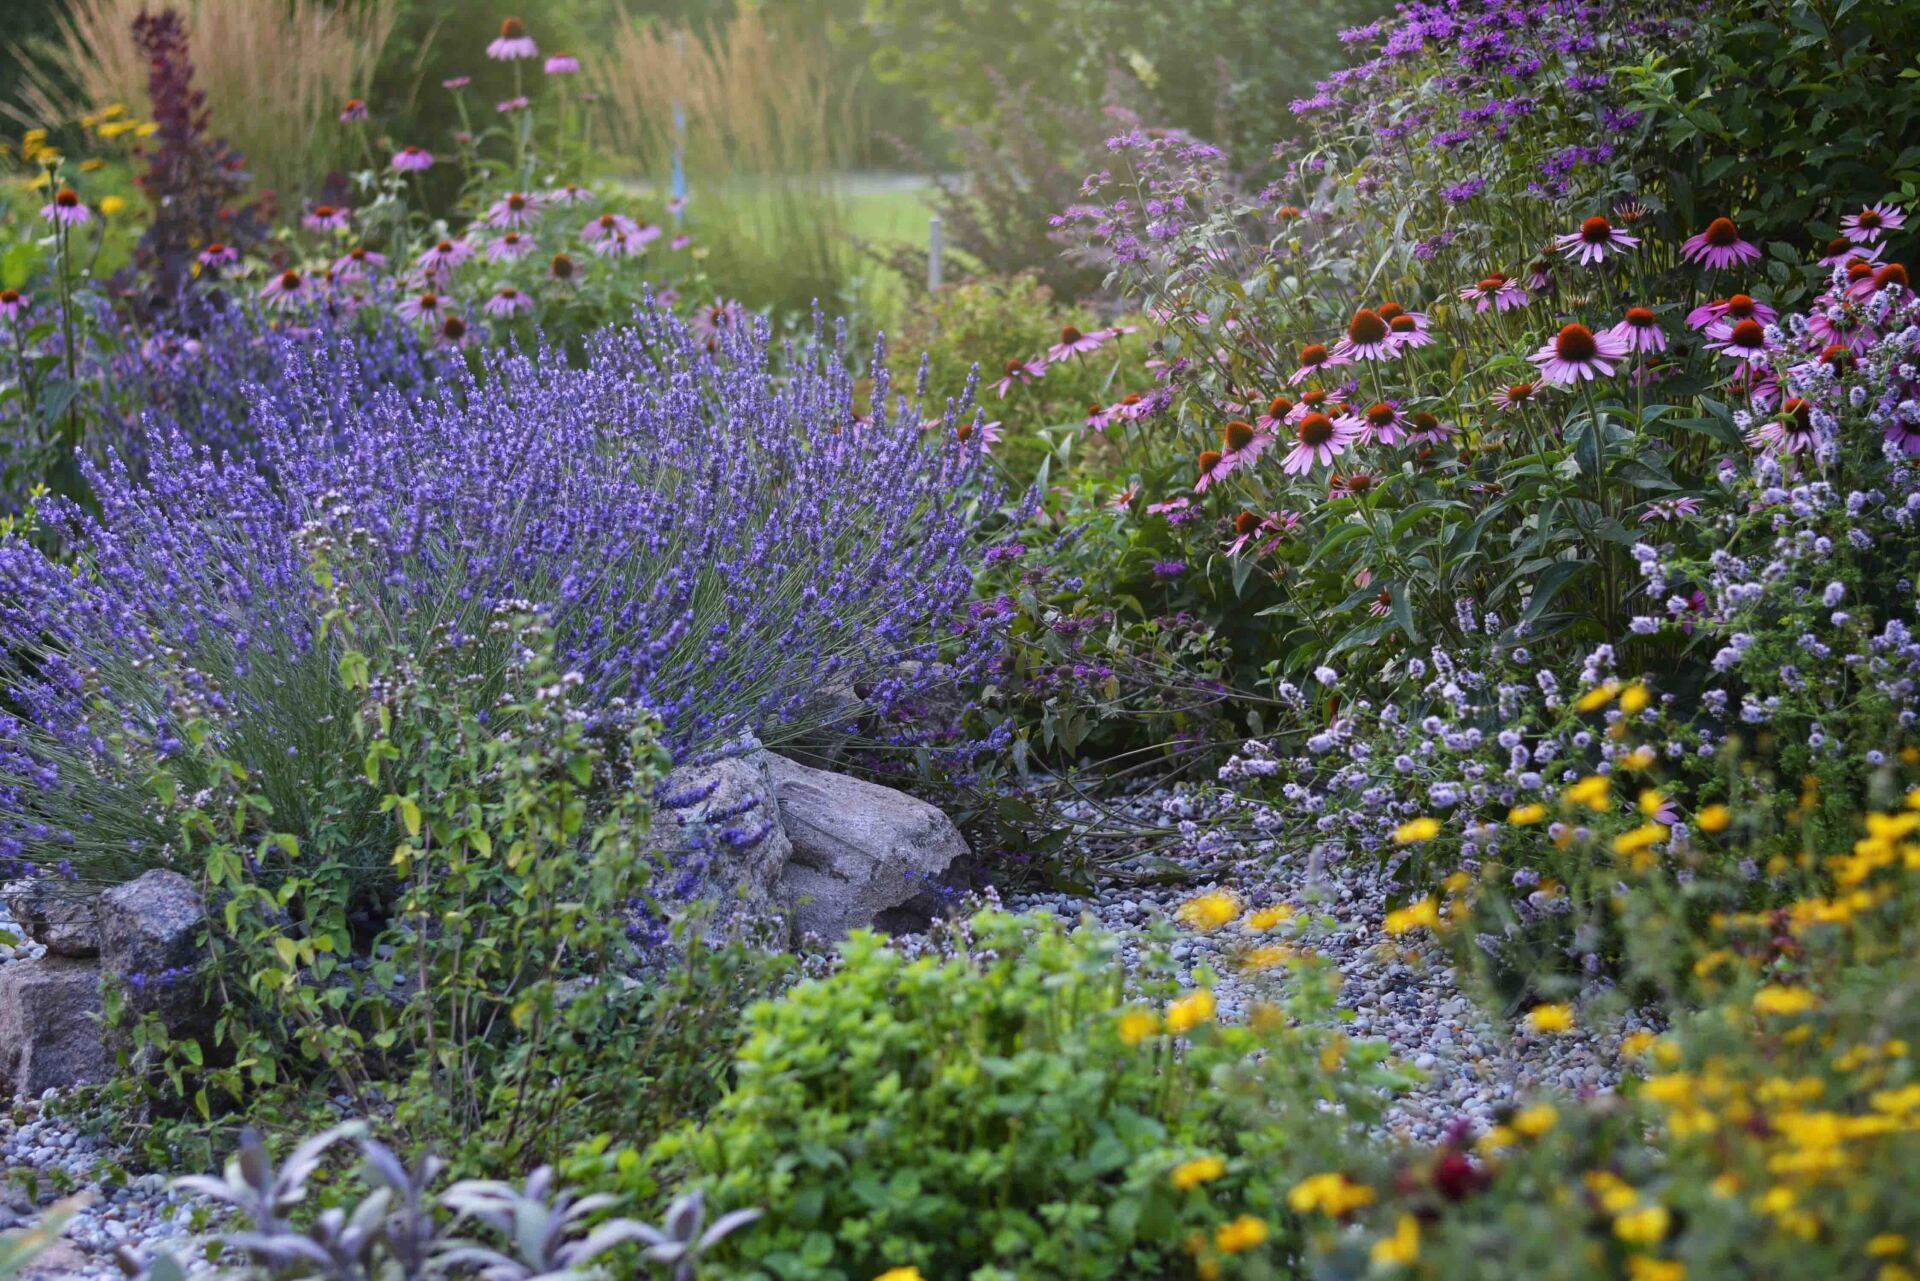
[0,307,1004,882]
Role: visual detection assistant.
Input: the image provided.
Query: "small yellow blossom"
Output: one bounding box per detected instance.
[1166,989,1216,1034]
[1696,803,1731,832]
[1171,1155,1226,1190]
[1526,1003,1574,1034]
[1576,680,1621,712]
[1512,1102,1558,1137]
[1751,985,1818,1016]
[1244,904,1295,931]
[1869,1236,1911,1258]
[1476,1123,1516,1153]
[1239,944,1294,971]
[1214,1214,1270,1254]
[100,102,126,118]
[1614,1204,1671,1245]
[1637,788,1665,816]
[1287,1172,1375,1217]
[1620,682,1652,714]
[1621,745,1658,769]
[79,157,106,172]
[1383,897,1440,935]
[1613,823,1668,856]
[1563,775,1612,811]
[1394,816,1441,844]
[1620,1030,1658,1057]
[100,195,127,216]
[136,121,159,137]
[874,1269,923,1281]
[1117,1008,1161,1047]
[1176,890,1240,933]
[1509,802,1547,825]
[1370,1214,1420,1267]
[1627,1258,1686,1281]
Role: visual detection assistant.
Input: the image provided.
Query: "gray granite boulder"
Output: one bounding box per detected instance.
[2,880,100,958]
[97,870,210,1040]
[0,958,109,1097]
[654,744,795,909]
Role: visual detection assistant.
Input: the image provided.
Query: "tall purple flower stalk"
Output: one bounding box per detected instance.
[0,307,1002,885]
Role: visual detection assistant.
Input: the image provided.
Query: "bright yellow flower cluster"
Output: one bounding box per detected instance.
[1287,1171,1376,1216]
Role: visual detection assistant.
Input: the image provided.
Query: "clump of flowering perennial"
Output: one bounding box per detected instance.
[0,307,1001,885]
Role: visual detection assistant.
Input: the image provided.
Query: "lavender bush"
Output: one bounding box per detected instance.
[0,305,1001,888]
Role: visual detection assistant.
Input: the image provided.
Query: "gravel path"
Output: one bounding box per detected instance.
[2,785,1649,1273]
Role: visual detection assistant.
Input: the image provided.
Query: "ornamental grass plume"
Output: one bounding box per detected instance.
[0,306,1001,888]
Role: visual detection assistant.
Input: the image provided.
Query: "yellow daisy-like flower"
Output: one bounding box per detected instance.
[1176,890,1241,933]
[1619,682,1652,714]
[874,1269,924,1281]
[1239,944,1294,971]
[1613,823,1667,856]
[1394,816,1441,844]
[1613,1204,1671,1245]
[1563,775,1612,811]
[1171,1155,1227,1190]
[1695,803,1731,832]
[1166,989,1216,1034]
[1751,985,1818,1016]
[1287,1172,1375,1217]
[100,195,127,216]
[1512,1102,1558,1137]
[1576,680,1621,712]
[1244,904,1295,931]
[1620,1030,1659,1057]
[1117,1008,1161,1047]
[1508,802,1547,825]
[1626,1258,1686,1281]
[1382,897,1440,936]
[1869,1235,1910,1258]
[1214,1214,1270,1254]
[1370,1214,1420,1267]
[1525,1003,1575,1034]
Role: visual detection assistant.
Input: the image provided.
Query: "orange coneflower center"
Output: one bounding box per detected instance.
[1342,473,1376,493]
[434,239,455,255]
[1875,263,1910,290]
[417,292,440,311]
[499,287,521,300]
[1299,342,1329,367]
[509,193,529,210]
[955,421,974,442]
[1377,301,1406,323]
[1347,309,1389,345]
[500,16,527,37]
[1847,261,1875,284]
[206,241,226,254]
[1390,315,1419,336]
[1703,217,1740,247]
[315,205,338,218]
[1302,389,1328,409]
[1276,204,1303,219]
[55,188,79,207]
[1366,402,1396,429]
[1507,382,1534,402]
[0,289,18,304]
[551,254,575,278]
[1579,215,1614,244]
[1410,411,1440,433]
[1728,319,1766,350]
[1060,325,1084,344]
[1819,343,1852,367]
[1625,306,1656,328]
[1857,208,1884,230]
[1478,273,1509,291]
[1004,359,1025,376]
[1297,412,1335,446]
[1825,237,1851,258]
[443,315,467,340]
[1782,397,1812,429]
[1724,294,1757,319]
[1197,449,1223,475]
[1223,419,1256,452]
[1267,395,1294,419]
[1554,323,1598,362]
[1120,392,1143,406]
[1234,511,1262,536]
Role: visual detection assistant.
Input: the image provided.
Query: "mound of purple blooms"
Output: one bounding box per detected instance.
[0,306,1003,883]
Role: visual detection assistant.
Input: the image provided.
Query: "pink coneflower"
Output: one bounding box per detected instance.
[1553,215,1639,265]
[580,211,639,243]
[1806,306,1876,355]
[258,269,309,310]
[1111,392,1161,425]
[1681,217,1760,269]
[1329,470,1380,499]
[1406,410,1456,444]
[1146,496,1190,517]
[1747,396,1817,455]
[1193,448,1233,492]
[1046,324,1108,361]
[1848,261,1909,302]
[486,231,536,263]
[951,416,1003,449]
[1641,497,1703,522]
[40,188,91,227]
[1884,415,1920,456]
[655,287,680,308]
[1692,293,1778,339]
[1096,323,1140,342]
[332,245,386,279]
[391,146,434,172]
[397,290,446,322]
[1219,417,1273,468]
[339,98,368,122]
[1387,314,1435,351]
[547,183,596,206]
[1107,485,1138,512]
[416,238,474,276]
[667,194,688,216]
[1709,317,1771,370]
[487,191,542,229]
[589,230,639,258]
[443,76,471,90]
[1459,272,1529,313]
[1287,389,1332,424]
[1375,301,1429,331]
[1348,401,1409,446]
[1288,341,1347,385]
[544,52,580,74]
[438,314,472,348]
[0,289,28,323]
[1084,402,1110,431]
[991,358,1046,398]
[1492,381,1538,411]
[302,203,350,233]
[669,234,692,251]
[488,16,538,60]
[1281,410,1359,476]
[1256,394,1295,434]
[483,286,534,318]
[1841,201,1905,243]
[1528,322,1628,384]
[1332,308,1396,362]
[689,298,747,342]
[1607,306,1667,353]
[1819,236,1880,268]
[1225,509,1299,557]
[629,220,664,248]
[197,242,239,270]
[496,96,531,114]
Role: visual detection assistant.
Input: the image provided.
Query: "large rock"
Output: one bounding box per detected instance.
[655,745,795,907]
[97,869,210,1039]
[767,755,968,938]
[0,957,109,1097]
[2,880,100,958]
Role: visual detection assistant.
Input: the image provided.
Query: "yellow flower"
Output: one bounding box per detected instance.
[1383,897,1440,936]
[1239,944,1294,971]
[1627,1258,1686,1281]
[1621,745,1657,770]
[1370,1214,1420,1267]
[100,195,127,216]
[1287,1172,1375,1217]
[1171,1155,1227,1190]
[1620,1030,1658,1057]
[1576,680,1621,712]
[1476,1123,1516,1153]
[1166,989,1216,1034]
[1620,682,1652,714]
[1696,804,1731,833]
[1613,823,1667,856]
[1526,1003,1574,1034]
[1394,816,1441,844]
[1614,1204,1671,1245]
[100,102,127,118]
[1214,1214,1270,1254]
[1176,890,1240,933]
[1751,985,1818,1016]
[1637,788,1665,816]
[1244,904,1295,931]
[79,157,106,172]
[96,120,134,139]
[1869,1235,1910,1258]
[874,1270,923,1281]
[1117,1008,1161,1047]
[1509,802,1547,825]
[1512,1102,1558,1137]
[135,121,159,137]
[1563,775,1612,811]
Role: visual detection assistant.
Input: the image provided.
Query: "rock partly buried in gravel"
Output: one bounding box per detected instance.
[1,880,101,958]
[98,870,211,1041]
[767,754,968,939]
[655,743,795,912]
[0,957,110,1097]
